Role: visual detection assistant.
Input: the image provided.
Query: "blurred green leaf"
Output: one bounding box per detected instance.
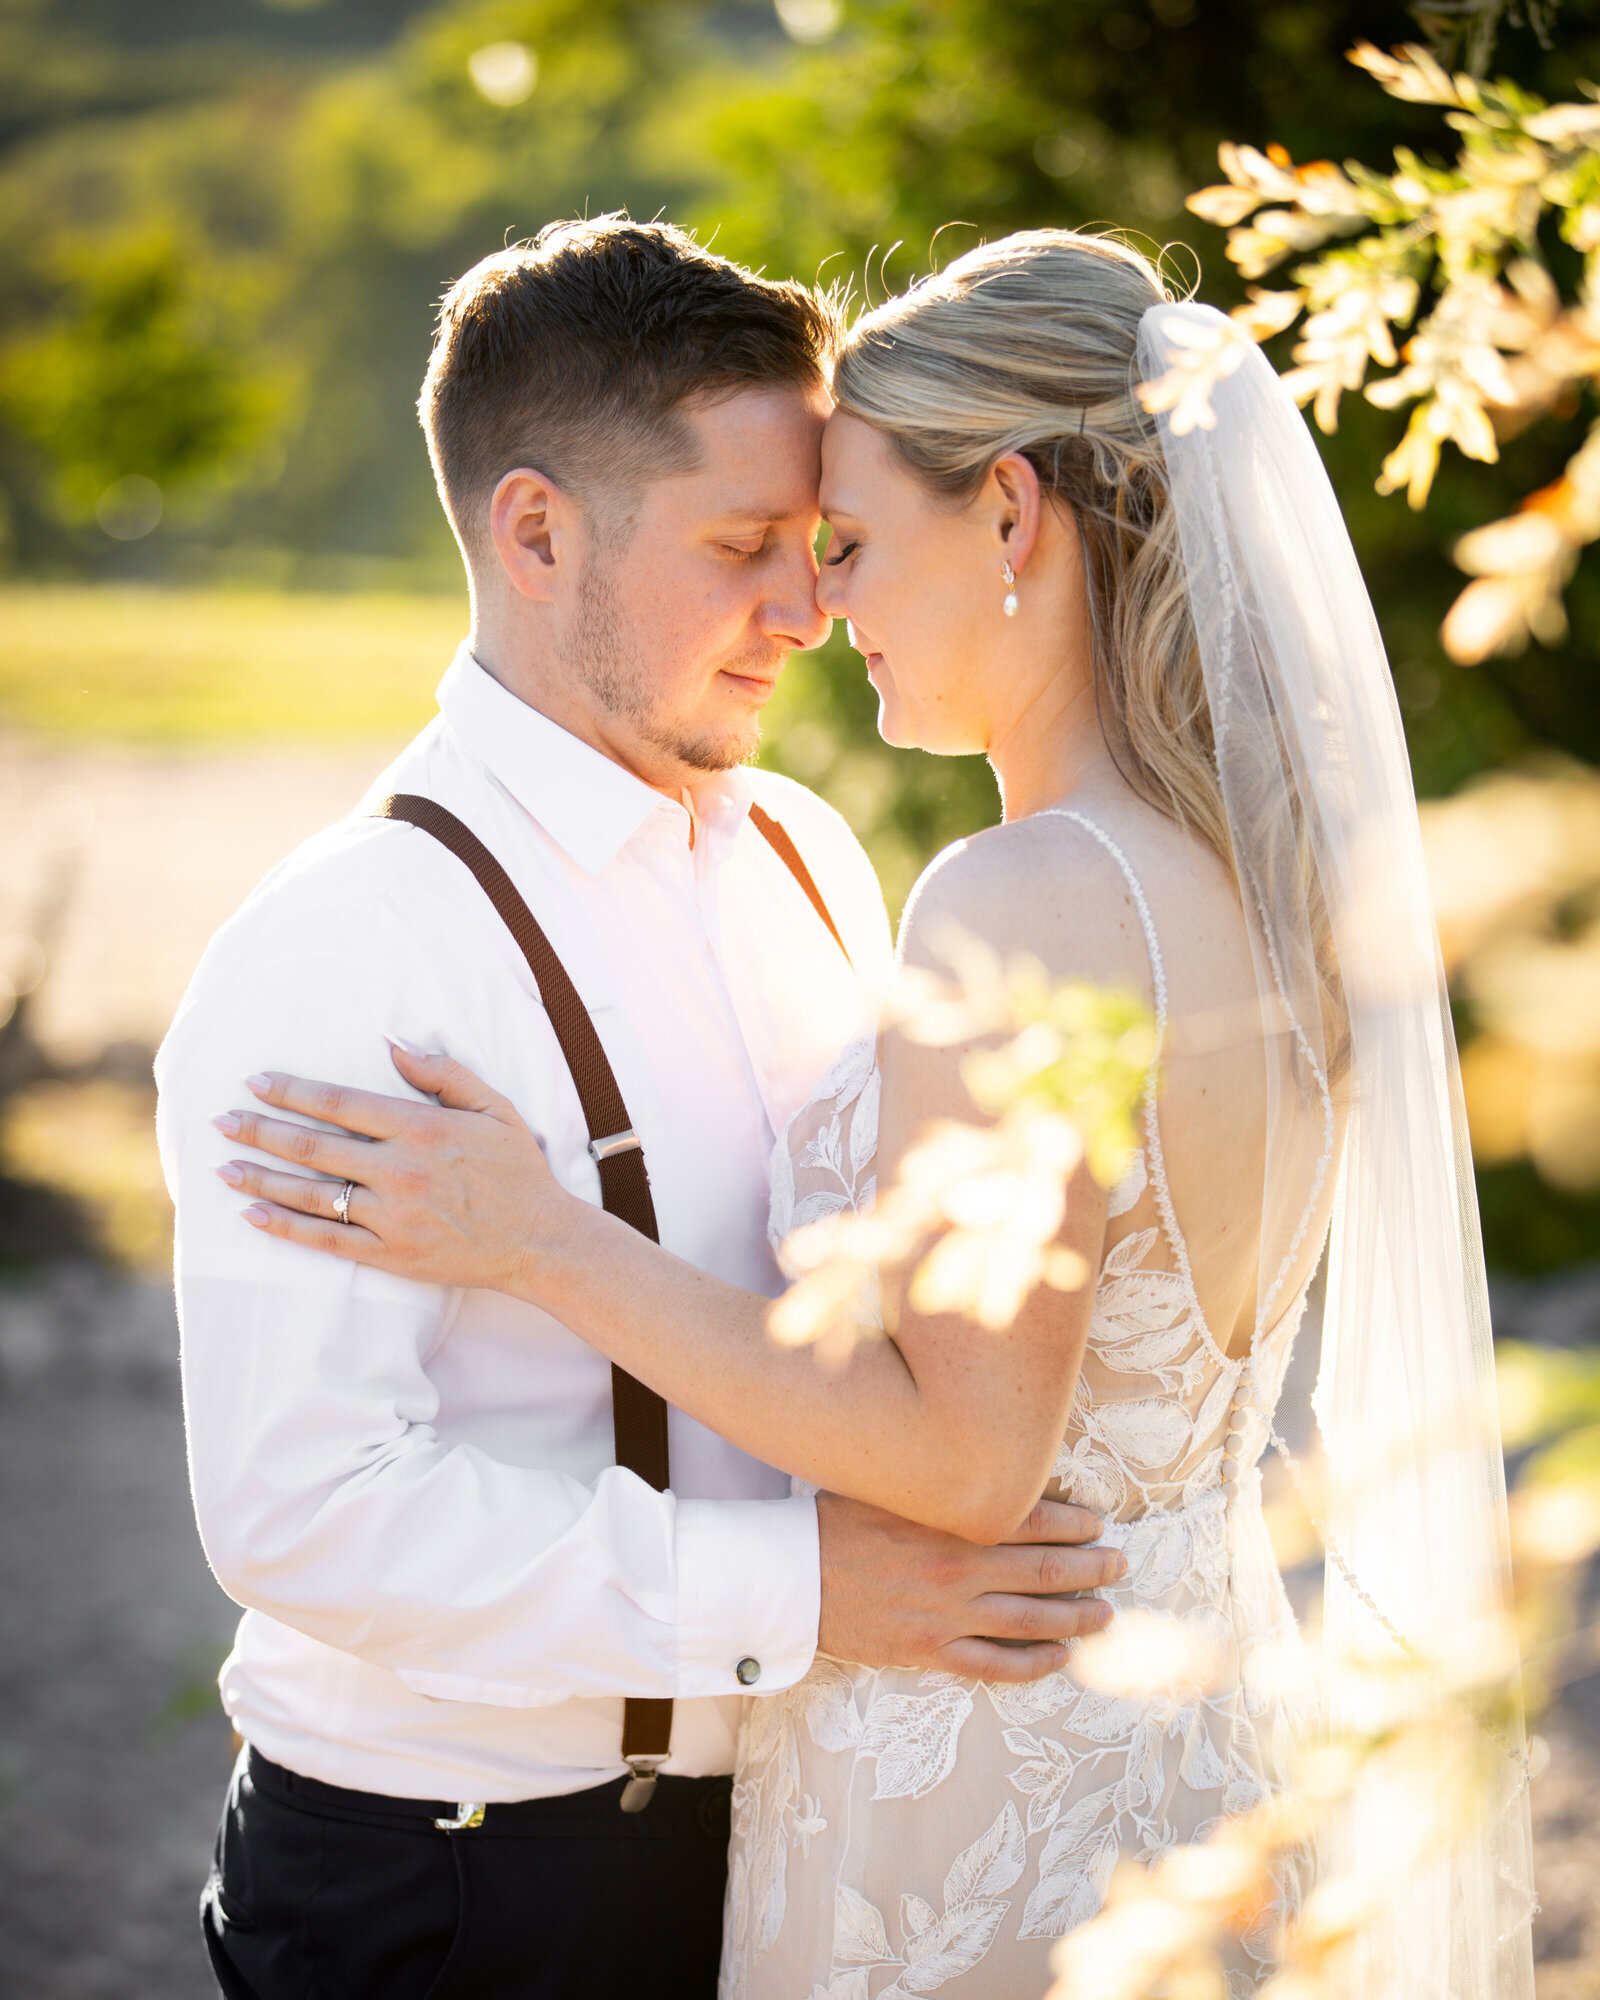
[1497,1338,1600,1449]
[1522,1420,1600,1485]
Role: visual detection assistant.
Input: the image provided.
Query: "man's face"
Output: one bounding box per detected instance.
[560,385,832,784]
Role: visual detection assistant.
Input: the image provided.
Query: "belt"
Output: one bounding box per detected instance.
[245,1749,733,1840]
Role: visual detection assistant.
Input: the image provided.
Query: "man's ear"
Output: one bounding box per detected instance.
[488,468,569,602]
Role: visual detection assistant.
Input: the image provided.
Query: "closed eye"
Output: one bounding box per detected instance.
[824,540,860,566]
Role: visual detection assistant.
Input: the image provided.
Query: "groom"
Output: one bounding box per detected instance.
[157,217,1117,2000]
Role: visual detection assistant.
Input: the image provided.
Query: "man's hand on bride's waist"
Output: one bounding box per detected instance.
[817,1492,1126,1683]
[212,1044,580,1295]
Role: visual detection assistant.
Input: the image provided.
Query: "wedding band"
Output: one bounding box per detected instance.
[334,1180,356,1225]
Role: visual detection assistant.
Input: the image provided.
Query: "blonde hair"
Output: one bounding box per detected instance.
[833,230,1231,872]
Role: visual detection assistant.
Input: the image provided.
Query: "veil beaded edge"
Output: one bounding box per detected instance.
[1135,300,1535,1996]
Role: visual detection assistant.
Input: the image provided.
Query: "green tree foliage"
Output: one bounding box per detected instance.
[0,227,282,523]
[704,0,1464,280]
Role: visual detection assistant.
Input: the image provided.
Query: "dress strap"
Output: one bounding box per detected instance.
[1037,809,1216,1349]
[1039,811,1168,1042]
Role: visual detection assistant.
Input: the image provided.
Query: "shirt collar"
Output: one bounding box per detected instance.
[436,645,755,876]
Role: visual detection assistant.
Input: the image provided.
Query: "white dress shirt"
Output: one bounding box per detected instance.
[156,646,892,1802]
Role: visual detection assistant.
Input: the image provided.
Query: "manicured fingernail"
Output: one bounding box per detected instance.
[244,1074,272,1094]
[1113,1553,1129,1580]
[387,1036,429,1057]
[216,1162,244,1187]
[1094,1601,1113,1628]
[241,1205,271,1227]
[212,1112,241,1137]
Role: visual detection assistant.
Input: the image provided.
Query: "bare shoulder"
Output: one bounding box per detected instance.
[899,801,1226,997]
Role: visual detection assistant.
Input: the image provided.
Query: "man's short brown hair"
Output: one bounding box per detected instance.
[419,215,842,554]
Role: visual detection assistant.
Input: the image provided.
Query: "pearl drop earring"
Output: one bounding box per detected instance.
[1002,559,1018,618]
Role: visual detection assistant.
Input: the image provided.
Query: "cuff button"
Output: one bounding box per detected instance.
[735,1656,762,1687]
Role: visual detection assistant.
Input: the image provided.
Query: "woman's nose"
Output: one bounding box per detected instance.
[772,544,831,650]
[791,584,832,651]
[813,561,846,620]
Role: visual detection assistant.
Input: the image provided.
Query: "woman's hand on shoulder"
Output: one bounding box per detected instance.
[212,1044,582,1295]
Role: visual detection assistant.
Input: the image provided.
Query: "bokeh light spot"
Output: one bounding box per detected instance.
[94,476,162,541]
[468,42,538,107]
[775,0,842,44]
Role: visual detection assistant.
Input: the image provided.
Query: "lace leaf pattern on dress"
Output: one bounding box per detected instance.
[725,814,1320,2000]
[816,1803,1029,2000]
[769,1034,880,1269]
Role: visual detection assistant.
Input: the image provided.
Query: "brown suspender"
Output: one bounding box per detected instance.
[747,802,852,969]
[377,789,849,1810]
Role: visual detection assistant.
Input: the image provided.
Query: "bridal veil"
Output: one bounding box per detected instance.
[1136,301,1536,1995]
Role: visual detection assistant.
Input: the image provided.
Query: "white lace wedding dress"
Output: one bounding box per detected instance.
[720,815,1322,2000]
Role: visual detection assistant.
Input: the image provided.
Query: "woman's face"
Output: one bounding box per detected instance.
[815,410,1013,756]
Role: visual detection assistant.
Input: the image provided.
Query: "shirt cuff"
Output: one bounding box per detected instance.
[673,1493,819,1697]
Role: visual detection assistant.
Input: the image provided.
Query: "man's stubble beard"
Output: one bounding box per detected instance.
[568,548,762,775]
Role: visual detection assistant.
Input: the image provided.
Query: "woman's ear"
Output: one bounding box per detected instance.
[489,468,568,602]
[990,452,1044,574]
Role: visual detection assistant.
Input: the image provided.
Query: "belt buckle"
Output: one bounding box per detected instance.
[433,1801,486,1832]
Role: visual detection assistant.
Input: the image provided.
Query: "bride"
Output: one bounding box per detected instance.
[215,231,1532,1996]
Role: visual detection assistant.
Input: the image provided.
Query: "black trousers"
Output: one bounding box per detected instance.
[202,1748,733,2000]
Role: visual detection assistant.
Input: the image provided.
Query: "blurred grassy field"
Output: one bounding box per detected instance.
[0,586,468,744]
[0,586,466,1272]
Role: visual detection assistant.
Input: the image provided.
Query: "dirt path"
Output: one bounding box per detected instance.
[0,735,402,1062]
[0,1266,235,1999]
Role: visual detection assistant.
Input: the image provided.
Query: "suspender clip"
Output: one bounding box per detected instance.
[619,1755,668,1813]
[588,1128,641,1164]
